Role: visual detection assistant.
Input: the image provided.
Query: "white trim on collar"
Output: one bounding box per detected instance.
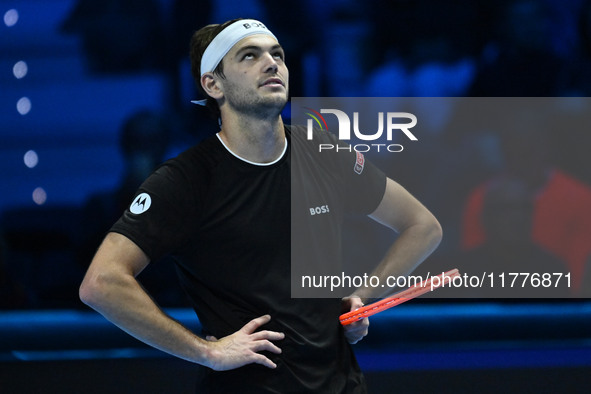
[216,133,287,166]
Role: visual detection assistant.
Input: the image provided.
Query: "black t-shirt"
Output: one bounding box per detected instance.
[111,124,386,393]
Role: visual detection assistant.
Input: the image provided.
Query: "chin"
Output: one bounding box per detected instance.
[229,91,288,117]
[262,93,288,110]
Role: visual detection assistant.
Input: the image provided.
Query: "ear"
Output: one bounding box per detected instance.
[200,72,224,100]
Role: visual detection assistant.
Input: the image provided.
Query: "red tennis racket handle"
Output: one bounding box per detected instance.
[339,269,460,325]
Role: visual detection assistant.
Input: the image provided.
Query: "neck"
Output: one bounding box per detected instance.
[218,111,286,163]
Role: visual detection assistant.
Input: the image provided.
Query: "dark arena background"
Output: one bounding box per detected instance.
[2,1,591,393]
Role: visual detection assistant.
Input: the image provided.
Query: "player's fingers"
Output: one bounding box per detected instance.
[341,295,364,313]
[345,318,369,344]
[346,322,368,337]
[252,353,278,369]
[241,315,272,334]
[250,330,285,341]
[354,316,370,328]
[351,318,369,334]
[348,296,364,310]
[252,339,282,354]
[345,330,367,344]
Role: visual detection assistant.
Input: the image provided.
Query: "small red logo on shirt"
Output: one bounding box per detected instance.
[354,152,365,174]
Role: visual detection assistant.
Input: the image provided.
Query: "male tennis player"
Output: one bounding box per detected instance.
[79,18,442,393]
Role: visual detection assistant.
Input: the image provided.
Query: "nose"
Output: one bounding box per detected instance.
[262,52,279,73]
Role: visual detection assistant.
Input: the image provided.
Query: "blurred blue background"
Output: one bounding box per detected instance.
[1,0,591,392]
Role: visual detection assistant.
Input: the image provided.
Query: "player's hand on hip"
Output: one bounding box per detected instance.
[341,296,369,344]
[203,314,284,371]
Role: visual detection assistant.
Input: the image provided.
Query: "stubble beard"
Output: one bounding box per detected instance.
[224,81,288,120]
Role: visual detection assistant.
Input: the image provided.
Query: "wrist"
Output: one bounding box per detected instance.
[194,336,216,368]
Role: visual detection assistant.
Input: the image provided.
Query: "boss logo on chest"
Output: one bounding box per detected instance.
[309,205,330,216]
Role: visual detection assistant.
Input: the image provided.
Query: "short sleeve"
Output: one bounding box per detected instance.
[110,159,200,261]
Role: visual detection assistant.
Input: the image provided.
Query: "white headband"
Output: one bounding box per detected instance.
[192,19,277,106]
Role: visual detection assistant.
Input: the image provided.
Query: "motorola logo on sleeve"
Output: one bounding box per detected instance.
[130,193,152,214]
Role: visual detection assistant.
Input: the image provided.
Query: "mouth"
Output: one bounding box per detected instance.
[261,78,284,88]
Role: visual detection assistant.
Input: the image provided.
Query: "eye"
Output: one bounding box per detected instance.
[242,52,255,60]
[273,51,285,61]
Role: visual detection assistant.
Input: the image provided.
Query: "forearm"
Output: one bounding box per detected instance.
[80,271,211,365]
[352,220,442,302]
[80,233,283,371]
